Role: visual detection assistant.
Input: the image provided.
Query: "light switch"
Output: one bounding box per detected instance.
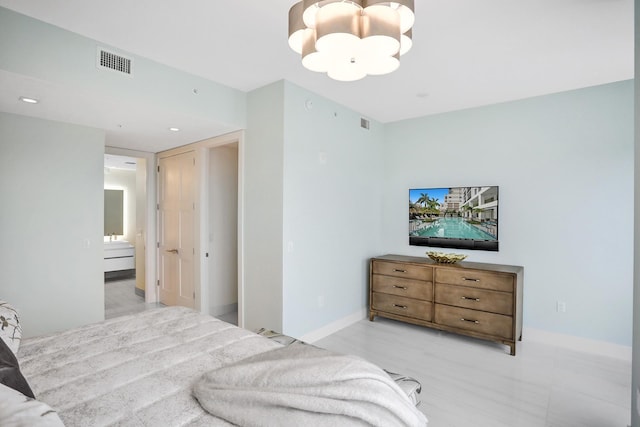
[319,152,328,165]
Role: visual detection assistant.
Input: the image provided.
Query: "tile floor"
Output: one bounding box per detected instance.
[216,310,238,326]
[104,277,237,325]
[104,280,631,427]
[104,277,162,319]
[315,317,632,427]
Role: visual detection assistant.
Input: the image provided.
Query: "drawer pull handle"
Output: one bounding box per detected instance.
[393,285,408,290]
[461,318,479,324]
[393,304,408,309]
[394,269,407,273]
[463,278,480,282]
[461,296,480,302]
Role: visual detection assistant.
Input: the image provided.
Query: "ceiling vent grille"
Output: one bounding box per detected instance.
[97,48,133,76]
[360,118,370,130]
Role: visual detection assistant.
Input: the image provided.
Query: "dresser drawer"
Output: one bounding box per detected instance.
[435,304,513,339]
[372,293,432,321]
[435,268,514,292]
[434,283,513,315]
[372,261,433,281]
[372,275,432,301]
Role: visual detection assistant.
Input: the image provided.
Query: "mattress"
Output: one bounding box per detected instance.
[18,306,281,426]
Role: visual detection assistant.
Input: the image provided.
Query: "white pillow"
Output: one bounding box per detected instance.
[0,301,21,356]
[0,383,65,427]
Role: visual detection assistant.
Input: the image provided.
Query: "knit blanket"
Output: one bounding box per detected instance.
[193,342,428,426]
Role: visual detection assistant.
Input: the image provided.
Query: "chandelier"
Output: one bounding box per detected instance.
[288,0,415,82]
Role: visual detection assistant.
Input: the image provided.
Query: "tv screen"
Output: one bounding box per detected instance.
[409,186,499,251]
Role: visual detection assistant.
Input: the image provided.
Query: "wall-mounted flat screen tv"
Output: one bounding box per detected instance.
[409,186,499,251]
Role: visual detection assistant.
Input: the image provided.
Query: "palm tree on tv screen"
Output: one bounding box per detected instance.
[415,193,429,208]
[426,197,440,212]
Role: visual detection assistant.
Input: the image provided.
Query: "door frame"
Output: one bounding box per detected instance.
[105,146,158,304]
[156,131,245,326]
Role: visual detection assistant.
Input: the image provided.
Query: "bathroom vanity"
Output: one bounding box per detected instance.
[104,240,135,273]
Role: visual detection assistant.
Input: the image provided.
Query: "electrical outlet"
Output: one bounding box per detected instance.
[556,301,566,313]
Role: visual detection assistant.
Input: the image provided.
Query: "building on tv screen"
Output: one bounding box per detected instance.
[409,186,499,251]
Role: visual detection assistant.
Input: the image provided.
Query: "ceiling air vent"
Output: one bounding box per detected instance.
[360,117,370,130]
[97,48,133,76]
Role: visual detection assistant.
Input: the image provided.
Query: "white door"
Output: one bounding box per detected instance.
[158,151,196,308]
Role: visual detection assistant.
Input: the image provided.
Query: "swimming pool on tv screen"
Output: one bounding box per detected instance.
[412,217,496,240]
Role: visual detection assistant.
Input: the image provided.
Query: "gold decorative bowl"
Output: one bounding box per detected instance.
[426,251,467,264]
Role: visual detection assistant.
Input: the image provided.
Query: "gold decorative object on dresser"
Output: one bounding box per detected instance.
[369,254,524,355]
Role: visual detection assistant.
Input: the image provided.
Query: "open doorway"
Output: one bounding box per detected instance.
[104,154,156,318]
[207,142,239,325]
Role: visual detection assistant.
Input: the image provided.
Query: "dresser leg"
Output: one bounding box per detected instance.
[510,344,516,356]
[369,312,375,321]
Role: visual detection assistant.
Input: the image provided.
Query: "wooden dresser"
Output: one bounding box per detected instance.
[369,254,523,355]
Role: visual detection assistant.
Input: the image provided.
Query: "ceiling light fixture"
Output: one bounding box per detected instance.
[169,127,180,132]
[288,0,414,82]
[19,96,39,104]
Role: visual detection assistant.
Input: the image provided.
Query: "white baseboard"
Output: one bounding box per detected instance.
[300,308,367,344]
[523,327,632,361]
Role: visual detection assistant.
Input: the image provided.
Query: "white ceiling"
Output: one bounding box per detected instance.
[0,0,634,153]
[104,154,137,171]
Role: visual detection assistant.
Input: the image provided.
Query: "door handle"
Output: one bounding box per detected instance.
[166,249,179,254]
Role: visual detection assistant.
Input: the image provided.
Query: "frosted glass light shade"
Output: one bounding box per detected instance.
[302,0,364,28]
[364,0,414,33]
[327,57,367,81]
[301,29,329,72]
[288,0,414,81]
[357,51,400,75]
[361,4,401,57]
[302,0,321,28]
[315,2,361,54]
[288,2,306,54]
[400,28,412,56]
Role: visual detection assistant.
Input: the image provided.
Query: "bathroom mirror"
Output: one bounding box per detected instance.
[104,189,124,236]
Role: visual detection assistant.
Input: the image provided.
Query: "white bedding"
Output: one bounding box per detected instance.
[18,307,281,426]
[193,342,427,426]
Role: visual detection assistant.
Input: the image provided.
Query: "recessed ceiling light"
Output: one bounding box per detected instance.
[169,127,180,132]
[19,96,39,104]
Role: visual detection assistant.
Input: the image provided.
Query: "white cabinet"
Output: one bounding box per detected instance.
[104,241,135,273]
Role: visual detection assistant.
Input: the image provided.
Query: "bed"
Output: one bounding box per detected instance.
[3,305,427,426]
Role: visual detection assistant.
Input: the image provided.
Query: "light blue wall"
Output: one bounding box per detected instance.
[281,81,384,337]
[243,81,285,333]
[245,80,634,345]
[383,81,634,346]
[0,7,246,135]
[2,4,633,349]
[243,80,384,338]
[0,113,105,337]
[631,1,639,423]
